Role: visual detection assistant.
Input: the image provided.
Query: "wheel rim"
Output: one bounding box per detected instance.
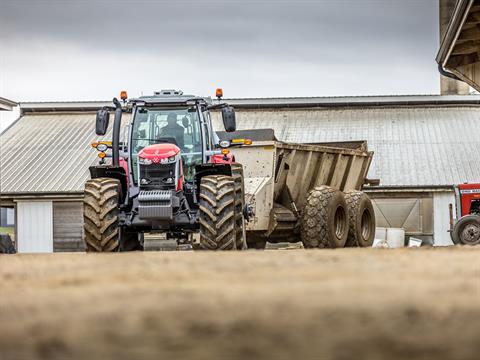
[460,222,480,244]
[334,206,347,239]
[361,209,373,241]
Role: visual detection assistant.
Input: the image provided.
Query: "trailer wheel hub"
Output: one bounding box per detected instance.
[361,210,373,241]
[334,206,347,239]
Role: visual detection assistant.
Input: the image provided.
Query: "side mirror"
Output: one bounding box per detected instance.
[96,109,110,135]
[222,106,236,132]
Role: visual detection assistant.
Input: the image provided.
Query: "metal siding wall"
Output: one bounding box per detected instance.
[433,192,456,246]
[53,201,84,252]
[370,196,433,236]
[16,201,53,253]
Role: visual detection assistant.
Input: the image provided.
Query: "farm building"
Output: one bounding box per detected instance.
[1,94,480,252]
[0,97,17,229]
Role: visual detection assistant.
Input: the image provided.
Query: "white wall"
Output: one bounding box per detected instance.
[433,191,455,246]
[16,201,53,253]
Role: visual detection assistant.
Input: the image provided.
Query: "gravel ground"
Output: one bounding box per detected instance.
[1,247,480,360]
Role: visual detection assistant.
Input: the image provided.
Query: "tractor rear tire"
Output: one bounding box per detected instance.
[452,215,480,245]
[0,234,16,254]
[199,175,237,250]
[83,177,121,252]
[231,163,247,250]
[300,186,348,249]
[344,190,376,247]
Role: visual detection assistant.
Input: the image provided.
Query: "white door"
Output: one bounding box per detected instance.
[16,201,53,253]
[433,192,456,246]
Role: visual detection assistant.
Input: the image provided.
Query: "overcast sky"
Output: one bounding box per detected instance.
[0,0,439,104]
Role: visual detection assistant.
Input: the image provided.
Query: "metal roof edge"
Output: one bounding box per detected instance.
[0,97,18,111]
[0,192,84,201]
[19,94,480,112]
[364,185,454,193]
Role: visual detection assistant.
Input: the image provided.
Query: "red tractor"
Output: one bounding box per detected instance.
[84,89,249,251]
[451,183,480,245]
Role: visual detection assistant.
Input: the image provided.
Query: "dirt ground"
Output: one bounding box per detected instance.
[1,247,480,360]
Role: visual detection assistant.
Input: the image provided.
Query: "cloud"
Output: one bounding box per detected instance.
[0,0,440,101]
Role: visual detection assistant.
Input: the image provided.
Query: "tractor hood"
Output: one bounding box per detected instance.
[138,143,180,164]
[437,0,480,91]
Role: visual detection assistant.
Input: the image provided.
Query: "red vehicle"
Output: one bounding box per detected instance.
[451,183,480,245]
[85,89,250,252]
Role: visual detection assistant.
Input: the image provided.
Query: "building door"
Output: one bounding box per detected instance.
[53,201,84,251]
[16,201,53,253]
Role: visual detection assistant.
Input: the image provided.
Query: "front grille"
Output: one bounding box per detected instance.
[139,162,176,189]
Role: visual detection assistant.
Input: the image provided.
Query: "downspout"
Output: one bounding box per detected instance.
[438,63,462,82]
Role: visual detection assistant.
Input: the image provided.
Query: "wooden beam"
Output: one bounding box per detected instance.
[458,25,480,41]
[447,52,480,67]
[451,40,480,55]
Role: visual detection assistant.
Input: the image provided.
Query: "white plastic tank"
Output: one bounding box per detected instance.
[372,227,405,248]
[386,228,405,248]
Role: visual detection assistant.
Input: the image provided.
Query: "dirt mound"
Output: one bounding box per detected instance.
[1,247,479,359]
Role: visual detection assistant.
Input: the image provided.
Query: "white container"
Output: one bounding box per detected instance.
[408,237,422,247]
[386,228,405,248]
[375,227,387,241]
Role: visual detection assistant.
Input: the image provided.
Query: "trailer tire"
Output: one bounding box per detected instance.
[232,163,247,250]
[344,190,375,247]
[301,186,348,248]
[83,177,120,252]
[0,234,16,254]
[452,215,480,245]
[199,175,237,250]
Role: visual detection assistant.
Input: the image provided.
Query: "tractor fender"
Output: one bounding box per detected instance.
[89,165,128,202]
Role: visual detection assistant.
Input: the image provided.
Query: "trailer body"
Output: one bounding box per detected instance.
[223,130,374,244]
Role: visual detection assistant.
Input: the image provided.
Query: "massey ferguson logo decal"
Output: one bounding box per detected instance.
[460,189,480,194]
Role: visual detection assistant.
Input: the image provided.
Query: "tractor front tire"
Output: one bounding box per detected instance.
[301,186,348,249]
[83,178,121,252]
[344,190,376,247]
[231,163,247,250]
[452,215,480,245]
[199,175,237,250]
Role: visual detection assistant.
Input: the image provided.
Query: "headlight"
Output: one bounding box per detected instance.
[138,157,152,165]
[219,140,230,148]
[96,143,108,152]
[161,155,177,164]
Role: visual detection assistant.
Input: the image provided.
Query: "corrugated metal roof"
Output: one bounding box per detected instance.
[1,104,480,195]
[211,106,480,187]
[0,113,130,195]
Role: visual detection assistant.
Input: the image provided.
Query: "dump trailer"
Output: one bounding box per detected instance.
[219,129,376,249]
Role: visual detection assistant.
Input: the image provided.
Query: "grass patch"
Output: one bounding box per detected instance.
[0,227,14,235]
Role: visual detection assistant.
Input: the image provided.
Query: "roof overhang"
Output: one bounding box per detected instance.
[19,95,480,113]
[0,97,17,111]
[437,0,480,91]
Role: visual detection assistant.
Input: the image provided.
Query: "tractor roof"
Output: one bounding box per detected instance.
[134,90,212,106]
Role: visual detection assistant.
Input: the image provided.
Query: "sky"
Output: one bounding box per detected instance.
[0,0,439,109]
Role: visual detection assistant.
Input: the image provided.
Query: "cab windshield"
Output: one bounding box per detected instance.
[131,107,203,182]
